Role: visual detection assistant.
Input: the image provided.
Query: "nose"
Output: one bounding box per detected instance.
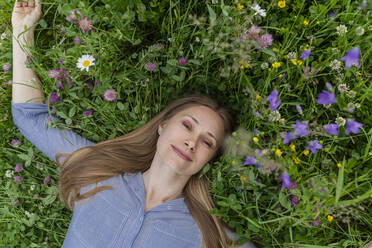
[185,139,195,151]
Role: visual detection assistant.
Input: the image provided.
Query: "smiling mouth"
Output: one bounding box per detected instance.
[171,145,192,161]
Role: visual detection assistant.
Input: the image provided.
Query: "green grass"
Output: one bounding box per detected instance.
[1,0,371,247]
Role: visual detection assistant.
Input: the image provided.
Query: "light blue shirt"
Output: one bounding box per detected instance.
[11,102,256,248]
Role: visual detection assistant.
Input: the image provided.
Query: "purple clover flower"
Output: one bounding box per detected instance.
[340,47,360,68]
[146,62,156,71]
[14,176,22,184]
[278,172,291,189]
[11,139,22,147]
[43,176,51,185]
[48,92,60,105]
[324,123,339,136]
[290,195,300,207]
[66,9,81,23]
[79,16,94,33]
[83,110,93,116]
[11,199,20,205]
[345,119,363,135]
[316,90,336,105]
[300,49,311,60]
[311,217,320,227]
[267,90,281,111]
[178,57,188,66]
[291,120,310,138]
[243,156,256,165]
[103,89,117,102]
[48,69,72,88]
[2,64,10,71]
[246,25,262,40]
[257,33,273,49]
[74,36,80,45]
[307,140,323,154]
[14,164,23,172]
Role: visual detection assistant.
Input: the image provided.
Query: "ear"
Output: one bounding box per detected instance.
[158,121,167,135]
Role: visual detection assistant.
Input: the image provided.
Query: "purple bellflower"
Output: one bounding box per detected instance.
[345,119,363,135]
[291,120,310,138]
[324,123,339,136]
[278,172,291,189]
[340,47,360,68]
[281,131,295,144]
[267,90,281,111]
[300,49,311,60]
[316,90,336,105]
[307,140,323,154]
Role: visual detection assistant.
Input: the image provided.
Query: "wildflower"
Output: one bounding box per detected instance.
[11,139,22,147]
[267,90,281,111]
[293,157,300,164]
[330,59,341,70]
[281,131,295,144]
[303,150,310,155]
[11,200,20,205]
[83,110,93,116]
[336,25,347,35]
[327,215,334,222]
[76,55,95,72]
[66,9,81,23]
[336,84,348,94]
[303,20,309,25]
[261,62,268,70]
[300,49,311,60]
[258,149,268,156]
[14,164,23,172]
[307,140,323,154]
[257,34,273,49]
[340,47,360,68]
[145,62,156,71]
[74,36,80,45]
[346,90,356,98]
[243,156,256,166]
[275,149,282,157]
[253,137,259,143]
[337,163,342,168]
[79,16,94,33]
[103,89,117,102]
[43,176,51,185]
[297,60,303,65]
[311,216,320,226]
[295,104,303,114]
[2,64,10,71]
[48,92,60,104]
[290,144,296,152]
[251,3,266,17]
[335,117,346,126]
[14,176,22,184]
[272,62,281,68]
[177,57,188,66]
[256,95,261,100]
[290,195,300,207]
[33,194,38,199]
[291,59,297,65]
[346,102,356,113]
[30,185,35,191]
[325,82,333,91]
[316,90,336,105]
[345,120,363,135]
[240,176,247,181]
[48,68,72,88]
[237,3,244,9]
[324,123,339,136]
[291,120,310,138]
[5,170,14,178]
[278,172,291,189]
[286,52,297,60]
[1,32,8,40]
[355,26,365,36]
[278,0,286,8]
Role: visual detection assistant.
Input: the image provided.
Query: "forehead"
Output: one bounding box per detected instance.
[173,105,225,137]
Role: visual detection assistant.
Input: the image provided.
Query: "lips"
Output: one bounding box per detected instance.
[171,145,192,161]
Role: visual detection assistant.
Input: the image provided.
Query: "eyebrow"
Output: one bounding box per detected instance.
[185,115,217,142]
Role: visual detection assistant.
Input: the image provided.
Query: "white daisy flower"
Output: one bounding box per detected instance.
[251,4,266,17]
[76,55,95,72]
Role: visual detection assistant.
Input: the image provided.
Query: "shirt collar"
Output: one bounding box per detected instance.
[123,172,190,214]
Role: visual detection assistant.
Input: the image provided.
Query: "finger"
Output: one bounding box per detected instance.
[23,1,28,7]
[15,1,22,8]
[35,0,42,9]
[28,0,35,8]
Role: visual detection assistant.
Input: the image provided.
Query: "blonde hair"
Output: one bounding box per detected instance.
[56,93,236,248]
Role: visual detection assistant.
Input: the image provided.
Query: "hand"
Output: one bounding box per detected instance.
[12,0,42,36]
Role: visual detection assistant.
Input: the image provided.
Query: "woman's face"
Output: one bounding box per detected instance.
[155,105,225,176]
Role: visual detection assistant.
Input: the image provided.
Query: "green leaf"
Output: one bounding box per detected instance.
[206,4,216,22]
[117,101,125,111]
[68,106,77,118]
[38,19,47,28]
[279,190,291,209]
[261,48,276,58]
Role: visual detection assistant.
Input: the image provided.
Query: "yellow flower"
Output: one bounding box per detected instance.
[279,118,285,123]
[240,65,244,69]
[319,140,323,144]
[239,60,244,64]
[297,60,303,65]
[272,62,281,68]
[262,150,267,155]
[293,157,300,164]
[232,131,237,137]
[275,149,282,157]
[244,62,249,68]
[303,20,309,25]
[253,137,259,143]
[316,21,320,25]
[240,176,247,181]
[278,0,286,8]
[291,59,297,65]
[303,150,310,155]
[232,160,236,165]
[327,215,334,222]
[337,163,342,168]
[290,144,296,152]
[356,71,361,76]
[237,3,244,9]
[256,95,262,100]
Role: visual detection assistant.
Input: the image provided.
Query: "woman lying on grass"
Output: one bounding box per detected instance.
[11,1,256,247]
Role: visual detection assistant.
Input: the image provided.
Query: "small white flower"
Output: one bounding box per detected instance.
[286,52,297,60]
[1,32,7,40]
[355,103,361,108]
[346,90,356,98]
[346,102,355,113]
[337,84,349,94]
[268,110,281,122]
[355,26,365,36]
[336,25,347,35]
[25,211,33,218]
[251,4,266,17]
[261,62,268,70]
[195,37,200,42]
[330,59,341,70]
[242,87,249,96]
[5,170,13,178]
[335,117,346,126]
[30,185,35,191]
[76,55,95,72]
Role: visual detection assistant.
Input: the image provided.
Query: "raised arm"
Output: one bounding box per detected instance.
[12,0,45,104]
